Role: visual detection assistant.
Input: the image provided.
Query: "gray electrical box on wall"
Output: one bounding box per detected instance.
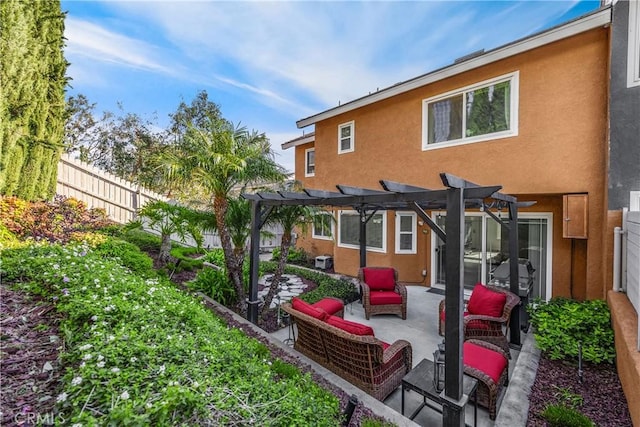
[315,256,333,270]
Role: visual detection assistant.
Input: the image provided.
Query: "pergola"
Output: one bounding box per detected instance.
[242,172,533,426]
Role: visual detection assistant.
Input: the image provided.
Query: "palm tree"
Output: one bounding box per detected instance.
[160,107,286,312]
[131,200,205,265]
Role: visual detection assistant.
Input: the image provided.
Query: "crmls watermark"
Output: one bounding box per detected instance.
[13,412,65,425]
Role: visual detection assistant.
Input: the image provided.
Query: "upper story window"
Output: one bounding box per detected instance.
[338,210,386,252]
[395,212,417,254]
[312,212,333,240]
[338,121,355,154]
[628,0,640,87]
[422,72,519,149]
[305,148,315,177]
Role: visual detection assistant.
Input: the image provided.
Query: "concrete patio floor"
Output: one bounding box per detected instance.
[270,284,540,426]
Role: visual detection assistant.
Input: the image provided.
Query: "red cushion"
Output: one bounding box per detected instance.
[363,268,396,291]
[467,283,506,317]
[369,290,402,305]
[463,342,508,384]
[326,315,374,336]
[312,298,343,316]
[291,297,326,320]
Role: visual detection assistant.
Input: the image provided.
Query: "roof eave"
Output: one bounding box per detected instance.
[296,7,611,129]
[281,134,315,150]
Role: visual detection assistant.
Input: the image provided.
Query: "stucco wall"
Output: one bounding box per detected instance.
[296,28,611,298]
[607,290,640,426]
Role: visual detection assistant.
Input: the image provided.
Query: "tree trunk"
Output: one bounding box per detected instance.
[159,233,172,265]
[213,195,246,312]
[260,230,292,319]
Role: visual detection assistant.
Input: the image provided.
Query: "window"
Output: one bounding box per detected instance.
[395,212,416,254]
[305,148,315,177]
[629,0,640,87]
[338,210,386,252]
[312,212,333,240]
[338,121,354,153]
[422,72,519,149]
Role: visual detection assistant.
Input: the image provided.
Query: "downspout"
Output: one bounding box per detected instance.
[613,227,623,292]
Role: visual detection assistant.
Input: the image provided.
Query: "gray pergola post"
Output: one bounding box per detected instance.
[442,186,466,427]
[508,201,521,346]
[359,208,367,268]
[247,199,262,324]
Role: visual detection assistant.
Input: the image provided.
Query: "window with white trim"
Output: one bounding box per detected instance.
[312,212,333,239]
[338,121,355,153]
[422,72,519,149]
[338,210,386,252]
[628,0,640,87]
[305,148,315,177]
[395,212,417,254]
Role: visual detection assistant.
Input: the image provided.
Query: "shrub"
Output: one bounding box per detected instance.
[528,297,615,363]
[541,404,595,427]
[188,266,236,306]
[0,195,112,243]
[93,238,156,278]
[116,228,162,251]
[271,246,309,265]
[170,246,204,272]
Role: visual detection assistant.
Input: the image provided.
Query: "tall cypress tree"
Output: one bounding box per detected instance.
[0,0,68,200]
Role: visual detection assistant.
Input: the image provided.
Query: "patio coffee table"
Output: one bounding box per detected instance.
[401,358,478,426]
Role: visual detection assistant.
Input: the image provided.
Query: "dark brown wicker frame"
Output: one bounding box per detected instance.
[281,301,412,401]
[463,339,509,420]
[358,267,408,320]
[438,285,519,356]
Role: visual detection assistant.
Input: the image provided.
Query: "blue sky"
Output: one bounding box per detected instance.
[62,0,601,174]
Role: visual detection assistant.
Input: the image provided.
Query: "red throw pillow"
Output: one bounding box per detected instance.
[326,315,374,336]
[467,283,507,318]
[292,297,326,320]
[363,268,396,291]
[312,298,344,316]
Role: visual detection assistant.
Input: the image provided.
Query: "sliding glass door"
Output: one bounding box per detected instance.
[431,212,551,300]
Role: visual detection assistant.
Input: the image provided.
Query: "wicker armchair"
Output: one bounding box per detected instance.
[358,267,407,320]
[438,284,520,356]
[463,339,509,420]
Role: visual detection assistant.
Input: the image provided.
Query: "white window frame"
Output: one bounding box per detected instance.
[312,212,333,240]
[338,121,355,154]
[305,148,315,177]
[395,212,417,254]
[337,209,386,253]
[422,71,519,150]
[628,0,640,87]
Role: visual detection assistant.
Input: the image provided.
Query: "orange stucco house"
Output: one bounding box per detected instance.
[283,8,614,302]
[281,3,640,423]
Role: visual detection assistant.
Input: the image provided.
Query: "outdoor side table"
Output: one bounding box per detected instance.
[401,358,478,426]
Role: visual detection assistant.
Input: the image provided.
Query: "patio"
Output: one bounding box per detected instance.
[270,284,537,426]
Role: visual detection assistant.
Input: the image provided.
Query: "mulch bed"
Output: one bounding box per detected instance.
[527,355,632,426]
[0,285,64,427]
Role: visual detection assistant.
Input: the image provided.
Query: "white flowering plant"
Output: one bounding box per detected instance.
[1,242,341,426]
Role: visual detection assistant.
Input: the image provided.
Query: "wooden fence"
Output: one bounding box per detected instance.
[56,154,282,250]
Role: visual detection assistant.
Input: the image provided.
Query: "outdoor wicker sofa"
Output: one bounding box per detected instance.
[281,299,413,401]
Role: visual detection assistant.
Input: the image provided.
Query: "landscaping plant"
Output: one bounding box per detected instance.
[528,297,615,364]
[1,242,343,426]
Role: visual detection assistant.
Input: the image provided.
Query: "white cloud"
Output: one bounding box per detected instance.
[65,17,175,75]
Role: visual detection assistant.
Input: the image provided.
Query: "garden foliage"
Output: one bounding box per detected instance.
[528,297,615,364]
[0,0,68,200]
[0,243,342,426]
